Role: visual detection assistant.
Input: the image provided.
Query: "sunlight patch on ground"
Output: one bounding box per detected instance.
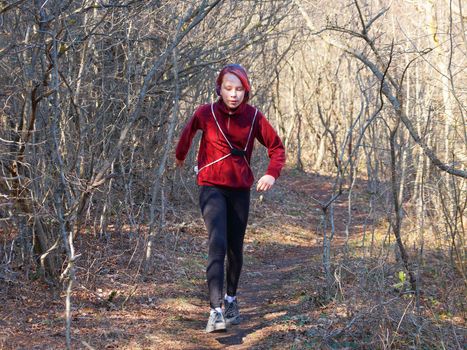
[241,322,299,349]
[248,222,319,248]
[158,297,200,312]
[263,311,287,320]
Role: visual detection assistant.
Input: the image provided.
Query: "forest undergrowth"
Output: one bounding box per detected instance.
[0,169,465,349]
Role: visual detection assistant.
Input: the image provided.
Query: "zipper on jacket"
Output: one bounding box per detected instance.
[227,117,230,131]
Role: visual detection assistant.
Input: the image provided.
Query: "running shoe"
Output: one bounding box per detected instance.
[205,310,227,333]
[224,299,241,325]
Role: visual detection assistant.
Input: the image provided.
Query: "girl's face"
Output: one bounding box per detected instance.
[220,73,245,109]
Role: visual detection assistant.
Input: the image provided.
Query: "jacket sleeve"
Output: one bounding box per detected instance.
[255,112,286,179]
[175,109,201,161]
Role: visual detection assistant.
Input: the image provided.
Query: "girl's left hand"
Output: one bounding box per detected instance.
[256,175,275,192]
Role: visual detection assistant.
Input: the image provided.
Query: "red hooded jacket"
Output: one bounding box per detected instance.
[175,100,285,189]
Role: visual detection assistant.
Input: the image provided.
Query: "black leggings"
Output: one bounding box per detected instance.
[199,186,250,309]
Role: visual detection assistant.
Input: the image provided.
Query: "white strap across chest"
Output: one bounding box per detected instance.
[195,104,258,174]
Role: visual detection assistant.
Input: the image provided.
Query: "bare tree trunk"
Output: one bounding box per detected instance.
[314,133,327,169]
[296,113,304,171]
[321,204,336,299]
[49,25,76,349]
[145,49,181,272]
[389,122,416,291]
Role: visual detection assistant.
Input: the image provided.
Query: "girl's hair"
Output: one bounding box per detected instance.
[215,64,251,103]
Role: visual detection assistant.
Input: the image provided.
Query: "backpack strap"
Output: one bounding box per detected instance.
[196,104,257,174]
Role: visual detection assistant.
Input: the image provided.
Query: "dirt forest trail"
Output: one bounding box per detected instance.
[145,243,325,350]
[203,249,321,349]
[0,169,374,350]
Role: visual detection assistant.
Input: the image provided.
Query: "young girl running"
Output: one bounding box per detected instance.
[175,64,285,332]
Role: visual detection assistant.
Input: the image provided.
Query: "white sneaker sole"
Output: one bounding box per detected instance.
[205,322,227,333]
